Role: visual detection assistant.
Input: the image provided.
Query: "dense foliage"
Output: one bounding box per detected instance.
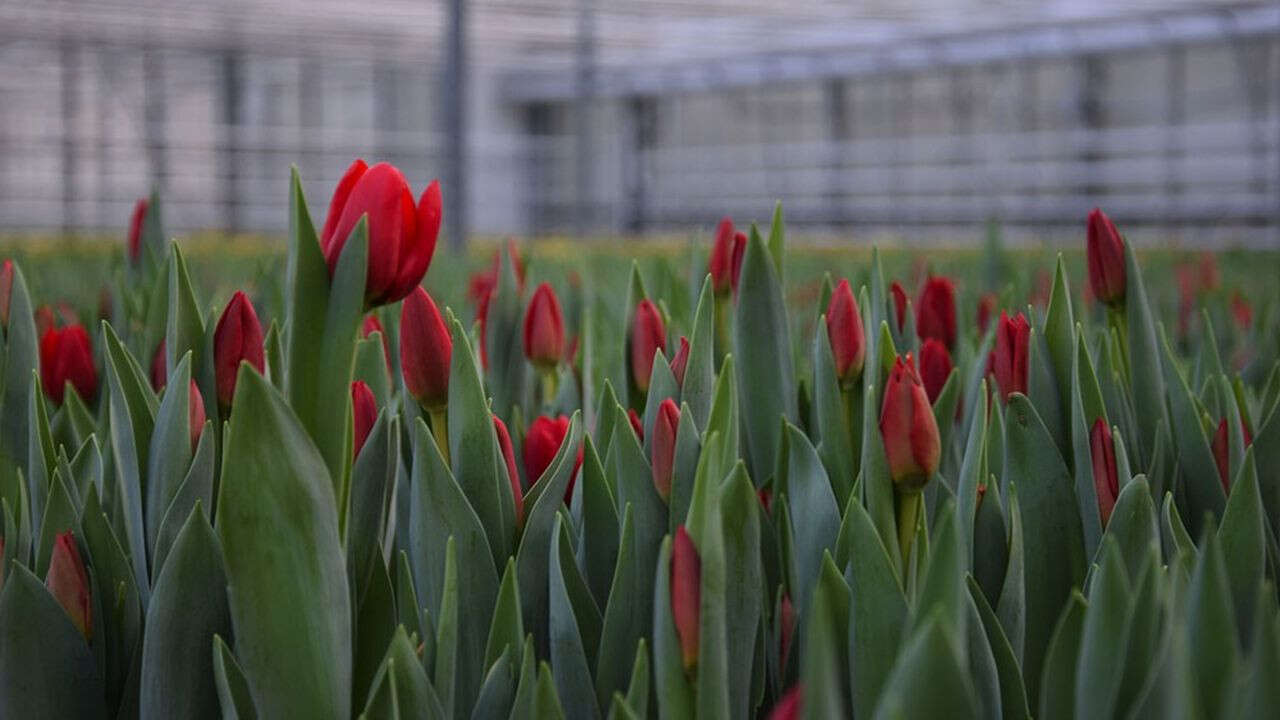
[1,162,1278,720]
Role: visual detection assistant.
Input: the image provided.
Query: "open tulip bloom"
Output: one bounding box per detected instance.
[2,179,1279,720]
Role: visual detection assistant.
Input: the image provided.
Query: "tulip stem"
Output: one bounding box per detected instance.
[895,490,922,568]
[428,407,450,466]
[540,367,560,409]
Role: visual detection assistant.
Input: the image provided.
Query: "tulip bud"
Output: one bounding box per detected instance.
[1086,208,1126,307]
[34,305,56,337]
[493,415,523,528]
[0,259,13,330]
[918,338,952,403]
[362,314,391,369]
[671,525,701,673]
[523,414,572,492]
[1090,419,1119,527]
[879,354,941,492]
[1211,416,1254,493]
[523,283,565,369]
[150,339,167,391]
[628,408,644,442]
[213,291,265,413]
[989,311,1029,402]
[730,232,747,295]
[976,292,997,336]
[890,281,908,333]
[757,487,773,514]
[45,531,92,640]
[399,287,452,411]
[669,336,690,388]
[127,198,148,264]
[708,217,737,295]
[630,300,667,394]
[189,380,206,451]
[916,276,957,350]
[351,381,377,460]
[320,160,441,308]
[769,686,803,720]
[1230,293,1252,330]
[39,324,98,405]
[826,278,865,388]
[779,593,796,671]
[651,398,680,502]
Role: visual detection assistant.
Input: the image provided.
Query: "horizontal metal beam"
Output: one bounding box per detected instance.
[501,3,1280,102]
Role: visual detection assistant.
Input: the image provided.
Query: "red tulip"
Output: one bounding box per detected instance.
[494,415,523,528]
[320,160,441,308]
[351,381,377,460]
[652,398,680,502]
[628,408,644,442]
[890,282,908,333]
[779,592,796,671]
[523,283,565,369]
[826,278,865,387]
[1198,252,1220,292]
[757,487,773,514]
[127,198,148,264]
[45,531,91,640]
[671,525,701,673]
[916,276,957,350]
[524,415,580,502]
[0,259,13,330]
[918,338,952,403]
[630,300,667,394]
[1086,208,1126,307]
[768,685,803,720]
[708,217,737,295]
[1090,419,1119,528]
[362,314,391,369]
[989,311,1030,402]
[879,354,941,492]
[1212,416,1254,493]
[34,305,56,337]
[39,324,98,405]
[669,336,690,388]
[399,287,451,411]
[730,232,747,294]
[213,291,265,413]
[976,292,997,336]
[189,380,206,451]
[150,339,167,392]
[1230,293,1253,330]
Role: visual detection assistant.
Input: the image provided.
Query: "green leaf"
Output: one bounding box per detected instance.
[508,636,538,720]
[79,485,142,713]
[651,536,694,718]
[435,538,459,718]
[622,640,650,718]
[733,225,795,482]
[1102,476,1159,583]
[1122,238,1167,469]
[140,504,230,720]
[782,423,840,618]
[152,424,216,575]
[765,201,785,277]
[1218,449,1265,647]
[1003,394,1085,706]
[352,555,397,713]
[873,610,977,720]
[704,354,740,474]
[212,634,257,720]
[533,662,567,720]
[811,320,856,508]
[347,411,399,597]
[215,366,350,719]
[1069,330,1107,560]
[682,276,716,429]
[354,335,392,406]
[1040,256,1075,444]
[486,559,526,671]
[0,262,39,473]
[721,467,763,720]
[0,563,106,719]
[1187,530,1238,717]
[962,587,1002,720]
[145,353,196,557]
[801,570,850,718]
[1074,540,1132,720]
[35,470,80,578]
[484,245,528,422]
[966,576,1030,720]
[1027,322,1068,462]
[1159,325,1225,539]
[668,402,701,531]
[548,516,601,720]
[577,436,618,610]
[859,347,900,577]
[845,499,906,719]
[1036,591,1087,720]
[911,501,964,641]
[363,626,446,720]
[609,407,666,625]
[595,506,645,709]
[164,244,206,384]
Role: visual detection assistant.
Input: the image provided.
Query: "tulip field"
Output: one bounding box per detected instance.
[2,161,1280,720]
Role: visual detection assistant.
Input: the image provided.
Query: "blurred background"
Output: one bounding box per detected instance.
[1,0,1277,248]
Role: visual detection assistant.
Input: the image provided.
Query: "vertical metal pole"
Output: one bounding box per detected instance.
[144,45,167,196]
[221,50,243,234]
[622,97,653,234]
[1165,45,1186,234]
[573,0,596,237]
[949,67,973,221]
[61,39,78,235]
[95,44,112,229]
[444,0,468,251]
[1077,55,1107,212]
[823,79,849,230]
[523,103,550,235]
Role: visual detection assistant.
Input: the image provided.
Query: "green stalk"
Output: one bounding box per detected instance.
[540,366,560,409]
[895,489,922,569]
[428,406,450,467]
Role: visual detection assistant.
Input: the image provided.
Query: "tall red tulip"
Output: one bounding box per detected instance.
[671,525,701,673]
[918,338,952,403]
[39,324,98,405]
[989,311,1030,402]
[399,287,451,411]
[188,380,206,451]
[494,415,523,528]
[1090,419,1119,527]
[826,278,865,388]
[320,160,441,307]
[1086,208,1126,307]
[916,276,957,350]
[669,336,690,388]
[708,217,738,296]
[45,531,92,640]
[523,283,565,369]
[351,381,377,460]
[213,291,265,413]
[879,354,940,492]
[0,259,13,330]
[652,398,680,502]
[127,198,148,264]
[630,300,667,394]
[890,282,908,333]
